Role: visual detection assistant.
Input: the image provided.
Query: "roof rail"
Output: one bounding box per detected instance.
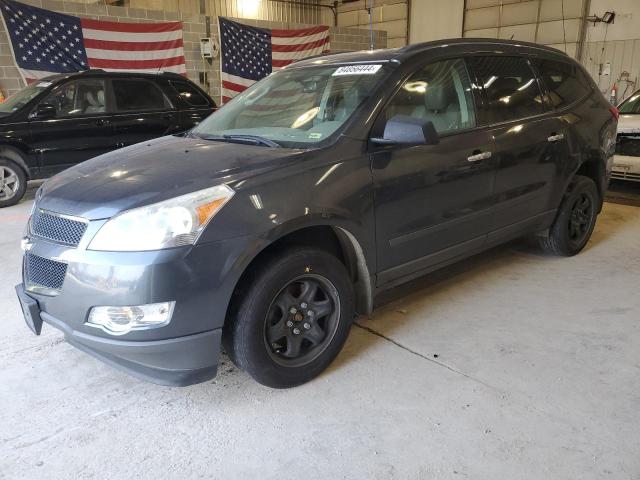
[78,68,106,74]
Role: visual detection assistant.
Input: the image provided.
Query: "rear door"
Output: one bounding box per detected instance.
[466,55,569,240]
[29,78,115,176]
[110,78,179,147]
[167,79,216,130]
[371,57,498,286]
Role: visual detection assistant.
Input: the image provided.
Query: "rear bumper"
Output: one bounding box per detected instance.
[612,154,640,182]
[39,303,221,387]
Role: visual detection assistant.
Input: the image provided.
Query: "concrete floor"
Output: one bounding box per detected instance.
[1,187,639,480]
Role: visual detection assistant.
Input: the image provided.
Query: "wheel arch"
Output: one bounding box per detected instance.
[0,144,30,179]
[573,156,606,211]
[226,223,374,328]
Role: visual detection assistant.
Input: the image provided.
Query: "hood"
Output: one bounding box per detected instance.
[38,135,305,219]
[617,114,640,133]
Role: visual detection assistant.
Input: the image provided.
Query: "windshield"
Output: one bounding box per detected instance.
[192,64,388,147]
[0,82,50,114]
[619,92,640,114]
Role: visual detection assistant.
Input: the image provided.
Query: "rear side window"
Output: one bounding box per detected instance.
[170,80,210,107]
[468,56,544,124]
[382,58,476,134]
[112,79,168,112]
[534,58,592,109]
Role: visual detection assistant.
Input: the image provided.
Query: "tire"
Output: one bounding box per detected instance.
[223,247,355,388]
[539,175,599,256]
[0,158,27,208]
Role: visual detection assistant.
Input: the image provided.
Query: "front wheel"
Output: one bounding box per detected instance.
[0,159,27,208]
[539,175,599,256]
[223,247,355,388]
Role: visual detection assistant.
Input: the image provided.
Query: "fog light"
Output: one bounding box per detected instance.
[87,302,175,335]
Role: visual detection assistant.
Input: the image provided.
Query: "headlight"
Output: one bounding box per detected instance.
[88,185,234,251]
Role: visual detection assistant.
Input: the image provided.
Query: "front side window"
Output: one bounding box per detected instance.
[112,80,168,112]
[534,58,592,109]
[382,58,476,134]
[468,56,545,124]
[191,64,389,148]
[39,79,106,117]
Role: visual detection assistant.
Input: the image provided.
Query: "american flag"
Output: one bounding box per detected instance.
[219,17,329,103]
[0,0,186,84]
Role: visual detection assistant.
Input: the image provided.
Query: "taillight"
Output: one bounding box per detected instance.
[609,105,619,121]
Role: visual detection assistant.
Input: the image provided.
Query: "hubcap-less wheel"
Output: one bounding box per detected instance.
[0,166,19,200]
[264,274,340,368]
[568,192,593,247]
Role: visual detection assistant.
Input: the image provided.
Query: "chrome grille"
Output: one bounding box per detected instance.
[31,209,87,246]
[25,253,67,291]
[611,170,640,182]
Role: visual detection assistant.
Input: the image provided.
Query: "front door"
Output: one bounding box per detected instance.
[371,58,498,286]
[29,78,115,176]
[109,78,179,147]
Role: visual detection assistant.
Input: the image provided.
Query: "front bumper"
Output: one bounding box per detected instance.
[46,310,221,387]
[612,154,640,182]
[19,228,257,386]
[18,282,221,386]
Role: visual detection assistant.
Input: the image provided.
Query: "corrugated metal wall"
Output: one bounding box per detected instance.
[207,0,322,24]
[129,0,324,23]
[582,39,640,101]
[463,0,586,58]
[336,0,408,48]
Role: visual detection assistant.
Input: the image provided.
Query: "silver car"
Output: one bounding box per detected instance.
[613,91,640,182]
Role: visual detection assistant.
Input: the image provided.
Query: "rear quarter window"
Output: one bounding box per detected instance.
[169,80,210,107]
[533,58,592,109]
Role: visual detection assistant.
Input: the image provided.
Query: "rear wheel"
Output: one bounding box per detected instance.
[539,175,599,256]
[0,159,27,208]
[224,247,354,388]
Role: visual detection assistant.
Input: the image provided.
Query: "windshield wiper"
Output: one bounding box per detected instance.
[222,134,281,148]
[196,133,280,148]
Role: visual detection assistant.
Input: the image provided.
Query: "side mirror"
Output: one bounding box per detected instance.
[371,115,439,146]
[29,103,56,120]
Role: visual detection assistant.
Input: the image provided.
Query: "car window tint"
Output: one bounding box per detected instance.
[40,79,106,117]
[469,56,544,124]
[534,58,592,109]
[113,80,167,111]
[384,58,476,134]
[170,80,209,107]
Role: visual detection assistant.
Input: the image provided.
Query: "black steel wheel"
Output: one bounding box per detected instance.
[567,192,594,248]
[539,175,599,256]
[224,247,354,388]
[264,274,340,368]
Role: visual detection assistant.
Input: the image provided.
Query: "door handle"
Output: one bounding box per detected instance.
[467,151,492,162]
[95,119,110,127]
[547,133,564,142]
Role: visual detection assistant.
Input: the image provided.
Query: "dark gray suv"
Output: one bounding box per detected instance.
[16,39,617,388]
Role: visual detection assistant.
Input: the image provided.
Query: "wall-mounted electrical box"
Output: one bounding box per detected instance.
[200,38,219,58]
